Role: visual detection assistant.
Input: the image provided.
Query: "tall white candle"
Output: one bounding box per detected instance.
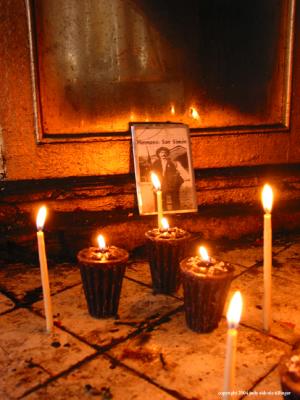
[151,172,163,228]
[36,206,53,333]
[223,291,243,400]
[262,184,273,332]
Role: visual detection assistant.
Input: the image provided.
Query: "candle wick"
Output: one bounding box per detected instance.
[228,322,237,330]
[160,227,168,233]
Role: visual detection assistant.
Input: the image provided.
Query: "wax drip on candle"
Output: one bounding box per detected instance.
[186,246,229,277]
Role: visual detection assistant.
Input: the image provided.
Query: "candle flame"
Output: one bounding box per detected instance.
[227,291,243,328]
[161,217,169,230]
[36,206,47,230]
[199,246,210,262]
[170,105,175,115]
[262,184,273,213]
[190,107,200,120]
[151,172,161,190]
[97,234,106,250]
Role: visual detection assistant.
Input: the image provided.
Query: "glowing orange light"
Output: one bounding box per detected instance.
[199,246,209,262]
[151,172,161,191]
[170,105,175,115]
[190,107,200,120]
[262,184,273,214]
[227,291,243,328]
[36,206,47,231]
[161,218,169,230]
[97,234,106,250]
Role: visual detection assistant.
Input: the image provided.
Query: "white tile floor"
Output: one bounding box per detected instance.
[0,234,299,399]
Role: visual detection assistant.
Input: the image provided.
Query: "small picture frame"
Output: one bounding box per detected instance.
[131,123,197,215]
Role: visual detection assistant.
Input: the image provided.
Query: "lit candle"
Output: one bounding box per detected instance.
[77,233,129,318]
[190,107,200,120]
[223,291,243,400]
[262,184,273,332]
[160,217,169,230]
[199,245,210,263]
[36,206,53,333]
[160,217,169,237]
[151,172,163,228]
[97,234,106,251]
[97,234,108,259]
[145,220,190,294]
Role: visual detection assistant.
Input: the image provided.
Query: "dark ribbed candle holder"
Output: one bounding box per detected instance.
[77,246,129,318]
[180,258,234,333]
[145,228,190,294]
[279,350,300,399]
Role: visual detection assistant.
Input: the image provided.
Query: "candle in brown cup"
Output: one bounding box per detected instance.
[77,235,129,318]
[145,218,191,294]
[279,350,300,399]
[180,246,234,333]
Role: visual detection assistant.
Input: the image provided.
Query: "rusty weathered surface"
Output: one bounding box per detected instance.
[33,0,290,134]
[1,234,300,399]
[1,163,300,213]
[0,0,300,182]
[0,164,300,258]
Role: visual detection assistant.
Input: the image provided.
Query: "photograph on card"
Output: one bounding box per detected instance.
[131,123,197,215]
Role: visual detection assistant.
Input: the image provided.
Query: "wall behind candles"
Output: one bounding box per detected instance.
[1,0,300,181]
[1,0,300,242]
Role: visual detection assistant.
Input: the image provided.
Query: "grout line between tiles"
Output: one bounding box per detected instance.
[28,302,184,353]
[103,353,192,400]
[123,275,184,302]
[238,362,279,400]
[18,306,186,399]
[19,351,100,399]
[239,321,293,347]
[0,281,82,308]
[0,305,17,316]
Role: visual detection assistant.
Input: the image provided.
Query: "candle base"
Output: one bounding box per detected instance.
[279,350,300,399]
[77,246,129,318]
[263,325,271,334]
[145,228,190,294]
[180,258,235,333]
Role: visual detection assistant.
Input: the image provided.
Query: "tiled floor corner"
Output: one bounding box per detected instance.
[0,233,299,399]
[108,314,289,400]
[32,279,182,349]
[0,292,15,314]
[0,309,95,400]
[23,354,175,400]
